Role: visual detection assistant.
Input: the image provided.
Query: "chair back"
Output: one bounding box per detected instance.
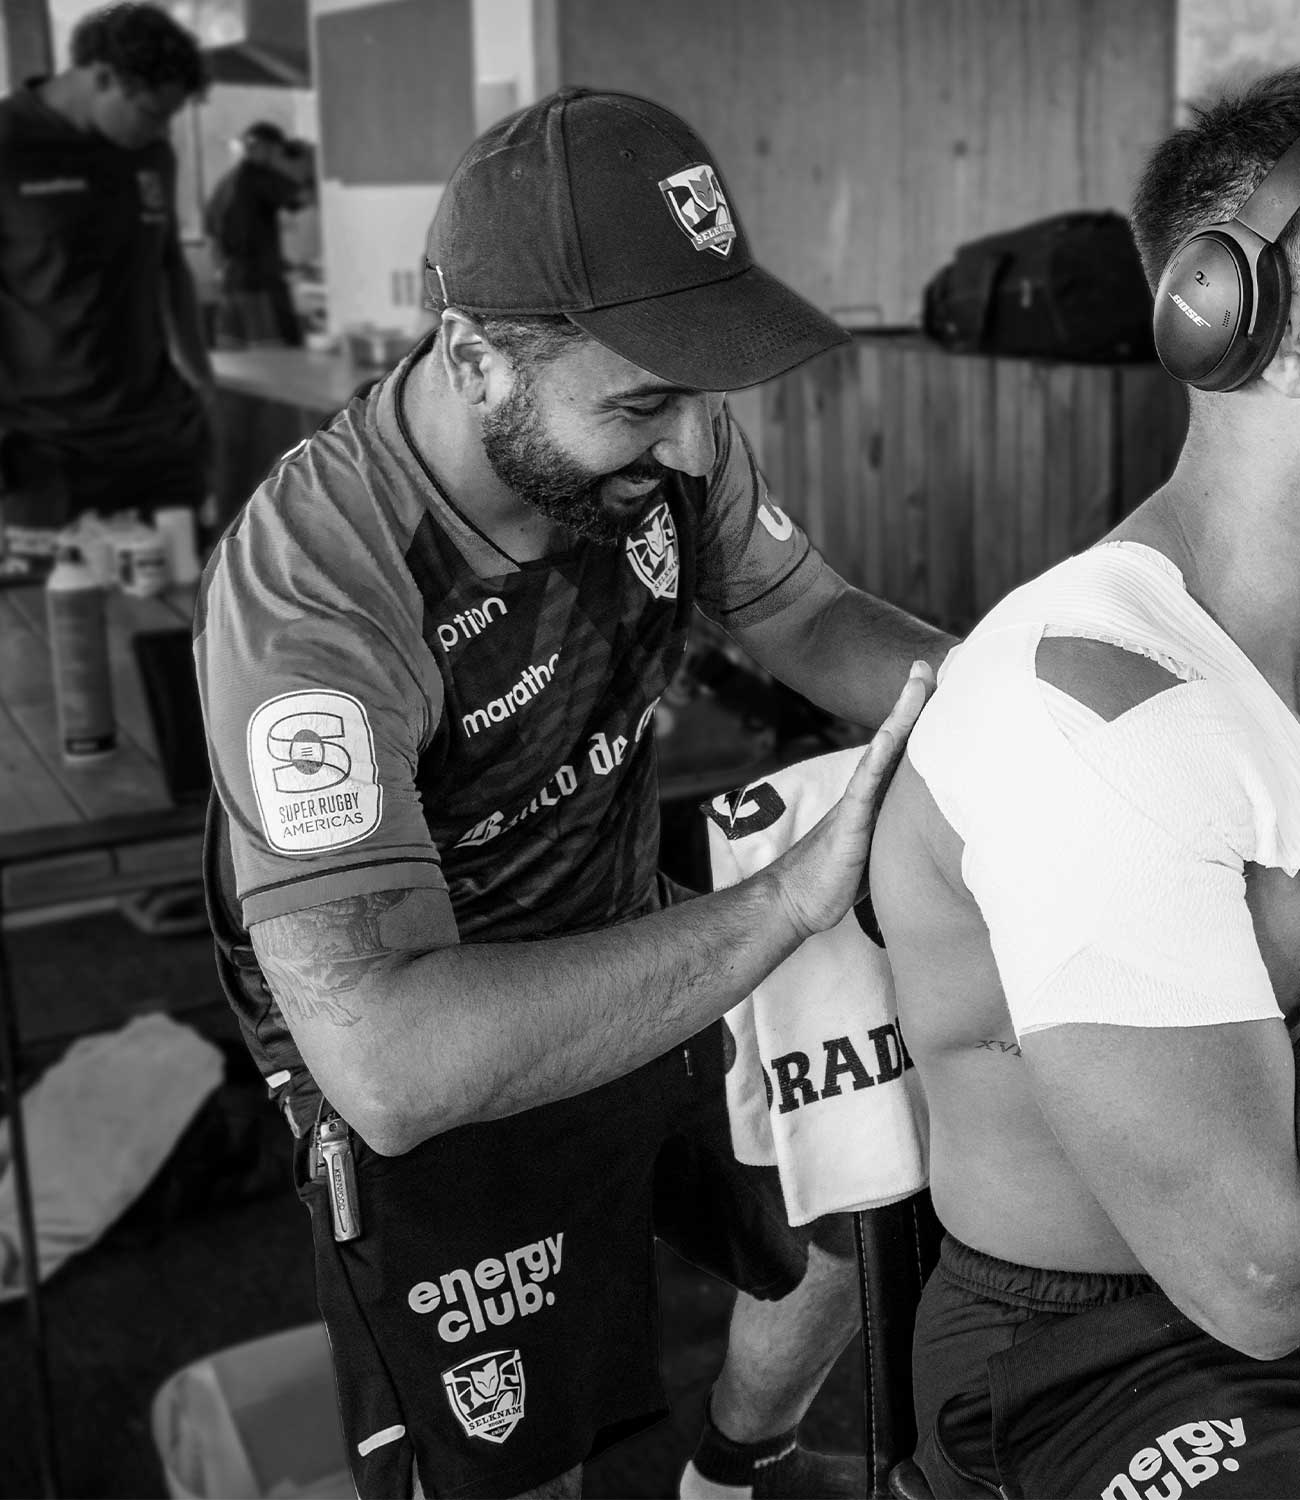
[853,1190,943,1497]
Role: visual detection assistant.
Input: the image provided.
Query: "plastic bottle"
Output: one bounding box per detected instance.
[45,542,116,762]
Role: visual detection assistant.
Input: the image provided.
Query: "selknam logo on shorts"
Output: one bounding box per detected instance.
[408,1233,563,1343]
[442,1349,525,1444]
[625,501,679,600]
[658,164,736,258]
[246,689,382,853]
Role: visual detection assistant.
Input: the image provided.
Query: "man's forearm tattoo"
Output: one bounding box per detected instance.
[256,891,416,1028]
[975,1038,1023,1058]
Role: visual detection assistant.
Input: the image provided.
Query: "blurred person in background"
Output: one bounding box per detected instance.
[204,119,314,350]
[0,1,212,562]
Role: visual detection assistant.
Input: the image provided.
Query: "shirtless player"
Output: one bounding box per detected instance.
[871,69,1300,1496]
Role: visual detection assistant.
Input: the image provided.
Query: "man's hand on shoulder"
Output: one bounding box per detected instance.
[769,660,934,940]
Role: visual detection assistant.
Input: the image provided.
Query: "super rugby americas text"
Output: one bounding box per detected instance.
[246,690,382,853]
[1103,1417,1246,1499]
[409,1233,563,1344]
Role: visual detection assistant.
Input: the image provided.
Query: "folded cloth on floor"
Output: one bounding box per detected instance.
[0,1012,224,1297]
[705,747,928,1224]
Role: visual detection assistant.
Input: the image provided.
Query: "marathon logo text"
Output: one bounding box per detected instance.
[765,1018,913,1115]
[408,1234,563,1344]
[462,653,560,737]
[1103,1418,1246,1500]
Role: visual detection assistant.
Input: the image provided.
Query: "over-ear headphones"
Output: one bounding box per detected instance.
[1153,136,1300,391]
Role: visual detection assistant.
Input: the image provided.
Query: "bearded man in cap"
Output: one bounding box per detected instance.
[197,88,949,1500]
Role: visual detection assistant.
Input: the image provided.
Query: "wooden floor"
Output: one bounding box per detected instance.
[0,910,865,1499]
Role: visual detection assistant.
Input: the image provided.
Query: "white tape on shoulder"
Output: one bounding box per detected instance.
[246,689,382,854]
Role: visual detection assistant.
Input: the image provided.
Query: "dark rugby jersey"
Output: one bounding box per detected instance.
[196,351,823,1117]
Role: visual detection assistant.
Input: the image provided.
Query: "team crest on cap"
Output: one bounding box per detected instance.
[441,1349,525,1444]
[658,165,736,258]
[625,501,679,600]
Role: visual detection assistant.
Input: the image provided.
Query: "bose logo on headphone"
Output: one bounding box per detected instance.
[1168,292,1210,330]
[1152,134,1300,392]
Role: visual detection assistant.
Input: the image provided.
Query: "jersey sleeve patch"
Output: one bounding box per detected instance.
[246,689,383,853]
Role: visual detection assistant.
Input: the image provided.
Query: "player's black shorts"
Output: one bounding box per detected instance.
[295,1019,813,1499]
[913,1234,1300,1497]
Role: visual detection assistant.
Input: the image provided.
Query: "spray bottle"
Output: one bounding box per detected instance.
[45,542,116,762]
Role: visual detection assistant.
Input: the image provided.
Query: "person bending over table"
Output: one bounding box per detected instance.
[196,87,950,1500]
[0,2,212,559]
[871,66,1300,1499]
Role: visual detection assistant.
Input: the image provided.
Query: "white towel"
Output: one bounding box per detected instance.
[705,747,928,1224]
[0,1011,224,1297]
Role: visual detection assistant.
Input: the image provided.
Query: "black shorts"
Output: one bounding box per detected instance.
[296,1020,813,1500]
[914,1234,1300,1498]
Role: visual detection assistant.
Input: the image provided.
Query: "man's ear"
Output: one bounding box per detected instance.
[439,309,503,404]
[89,62,117,95]
[1260,292,1300,398]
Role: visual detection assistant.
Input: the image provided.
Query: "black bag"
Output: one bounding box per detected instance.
[922,210,1157,362]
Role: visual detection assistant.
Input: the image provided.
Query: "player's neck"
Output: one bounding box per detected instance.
[1119,438,1300,709]
[401,349,572,564]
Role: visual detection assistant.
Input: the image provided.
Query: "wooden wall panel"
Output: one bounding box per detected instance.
[758,340,1188,635]
[549,0,1175,327]
[316,0,473,184]
[0,0,50,91]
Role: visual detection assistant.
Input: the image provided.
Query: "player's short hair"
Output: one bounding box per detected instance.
[70,2,207,99]
[1132,66,1300,292]
[480,314,589,375]
[426,299,588,376]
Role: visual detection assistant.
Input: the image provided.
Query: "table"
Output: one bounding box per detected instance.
[210,346,381,531]
[0,581,208,1498]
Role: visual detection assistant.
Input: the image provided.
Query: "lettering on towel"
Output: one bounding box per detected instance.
[767,1018,914,1115]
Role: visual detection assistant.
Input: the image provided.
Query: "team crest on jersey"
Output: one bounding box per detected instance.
[441,1349,526,1444]
[658,164,736,258]
[246,689,382,853]
[624,501,679,600]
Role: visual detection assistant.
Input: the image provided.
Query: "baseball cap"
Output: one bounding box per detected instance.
[425,87,849,391]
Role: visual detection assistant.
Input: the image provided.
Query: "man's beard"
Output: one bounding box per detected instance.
[480,373,667,547]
